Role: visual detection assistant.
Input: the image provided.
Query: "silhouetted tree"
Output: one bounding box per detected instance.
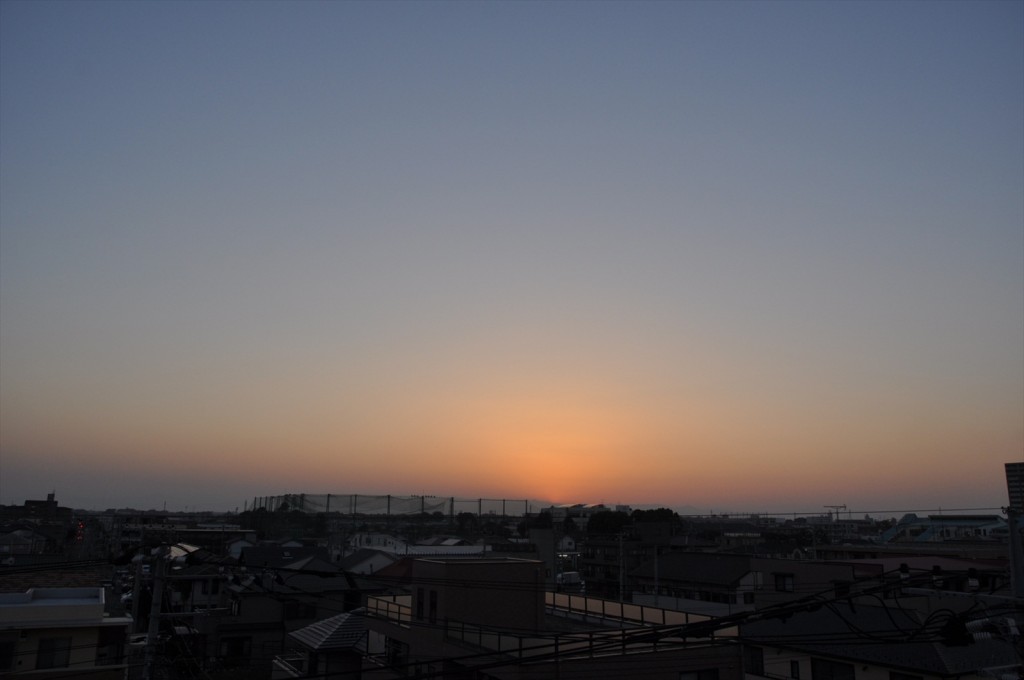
[533,510,553,529]
[632,508,680,524]
[481,520,510,537]
[587,511,630,535]
[456,512,478,534]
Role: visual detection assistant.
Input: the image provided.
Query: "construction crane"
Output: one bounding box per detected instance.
[824,504,847,521]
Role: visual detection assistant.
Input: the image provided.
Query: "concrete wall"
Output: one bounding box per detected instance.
[413,558,545,632]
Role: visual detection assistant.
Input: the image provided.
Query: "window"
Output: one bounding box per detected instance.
[791,661,801,679]
[743,591,755,604]
[416,588,424,620]
[811,658,854,680]
[680,670,719,680]
[36,637,72,670]
[97,625,125,666]
[385,637,408,665]
[0,638,15,672]
[428,590,438,624]
[744,646,765,676]
[775,573,795,593]
[283,600,317,620]
[219,636,251,667]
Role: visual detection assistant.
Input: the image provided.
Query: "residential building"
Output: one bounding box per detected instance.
[741,601,1018,680]
[272,609,368,679]
[363,556,745,679]
[1006,462,1024,511]
[578,534,645,599]
[0,587,131,678]
[880,514,1007,543]
[216,549,363,673]
[630,553,860,616]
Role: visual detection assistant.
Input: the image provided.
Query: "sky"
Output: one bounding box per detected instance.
[1,0,1021,515]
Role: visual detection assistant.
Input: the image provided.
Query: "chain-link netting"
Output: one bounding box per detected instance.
[250,494,530,517]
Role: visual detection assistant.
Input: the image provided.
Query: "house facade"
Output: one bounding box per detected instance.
[0,587,131,678]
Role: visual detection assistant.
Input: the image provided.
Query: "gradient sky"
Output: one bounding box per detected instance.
[1,0,1021,514]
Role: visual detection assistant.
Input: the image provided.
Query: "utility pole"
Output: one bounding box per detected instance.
[143,546,168,680]
[1007,507,1024,599]
[618,533,625,602]
[654,544,659,606]
[130,557,145,634]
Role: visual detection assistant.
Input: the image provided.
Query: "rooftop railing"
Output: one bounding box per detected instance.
[546,592,737,635]
[271,652,305,679]
[365,594,412,627]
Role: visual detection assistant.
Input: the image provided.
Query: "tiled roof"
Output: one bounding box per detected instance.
[632,552,753,586]
[241,545,327,569]
[289,608,367,652]
[0,563,114,593]
[367,556,415,590]
[338,548,398,571]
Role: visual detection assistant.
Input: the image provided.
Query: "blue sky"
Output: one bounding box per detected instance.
[1,1,1021,512]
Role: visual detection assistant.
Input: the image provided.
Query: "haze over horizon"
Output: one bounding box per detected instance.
[1,1,1022,517]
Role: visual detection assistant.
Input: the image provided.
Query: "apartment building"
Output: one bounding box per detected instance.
[363,556,744,679]
[0,586,131,678]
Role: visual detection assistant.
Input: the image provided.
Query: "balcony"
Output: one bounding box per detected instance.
[365,594,412,627]
[434,594,737,665]
[546,592,739,636]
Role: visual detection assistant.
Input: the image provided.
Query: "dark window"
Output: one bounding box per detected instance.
[744,646,765,676]
[812,658,854,680]
[743,591,755,604]
[36,637,72,669]
[96,625,125,666]
[219,636,251,667]
[428,590,438,624]
[283,600,317,620]
[680,670,720,680]
[385,637,408,665]
[0,638,15,671]
[775,573,795,592]
[416,588,424,620]
[791,661,801,679]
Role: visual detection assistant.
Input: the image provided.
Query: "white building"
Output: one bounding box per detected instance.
[0,587,131,678]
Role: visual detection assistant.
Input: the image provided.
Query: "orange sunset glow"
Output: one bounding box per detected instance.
[0,1,1020,513]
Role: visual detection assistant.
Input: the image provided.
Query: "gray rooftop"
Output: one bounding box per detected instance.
[288,608,367,653]
[742,602,1017,675]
